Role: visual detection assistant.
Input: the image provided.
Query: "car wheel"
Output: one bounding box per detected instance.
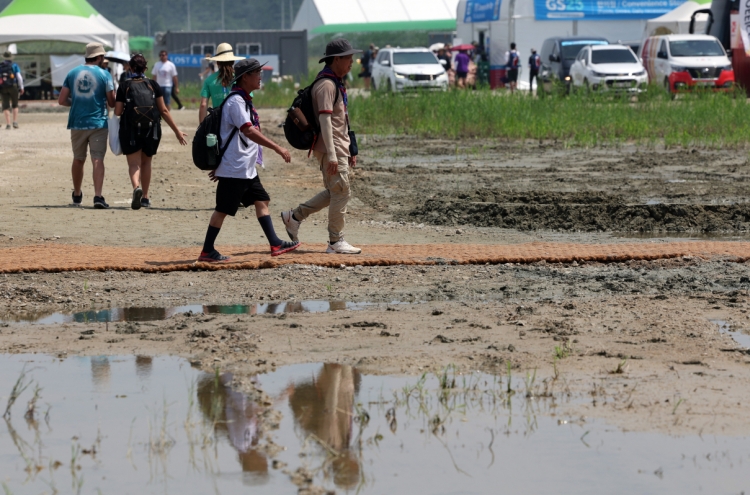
[387,78,393,92]
[664,77,676,99]
[371,77,377,91]
[584,79,590,93]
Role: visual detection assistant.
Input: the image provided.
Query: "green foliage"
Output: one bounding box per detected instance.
[349,86,750,148]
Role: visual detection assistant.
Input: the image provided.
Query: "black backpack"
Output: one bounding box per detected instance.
[192,91,247,171]
[123,79,159,130]
[283,75,338,150]
[0,60,16,88]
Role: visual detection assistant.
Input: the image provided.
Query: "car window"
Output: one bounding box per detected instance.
[376,51,388,63]
[591,49,637,64]
[393,52,440,65]
[669,39,725,57]
[561,40,608,60]
[659,39,667,54]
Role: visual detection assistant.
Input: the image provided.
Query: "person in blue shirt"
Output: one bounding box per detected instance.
[58,42,115,209]
[0,51,24,130]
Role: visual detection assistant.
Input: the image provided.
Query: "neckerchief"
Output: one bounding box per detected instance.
[128,72,146,79]
[317,66,348,126]
[230,85,260,130]
[231,85,264,165]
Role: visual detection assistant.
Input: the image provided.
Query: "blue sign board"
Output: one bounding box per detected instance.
[169,54,204,68]
[534,0,686,20]
[464,0,502,23]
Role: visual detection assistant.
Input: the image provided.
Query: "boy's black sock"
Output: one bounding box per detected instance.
[203,225,221,253]
[257,215,283,246]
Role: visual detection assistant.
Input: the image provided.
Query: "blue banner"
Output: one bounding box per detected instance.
[464,0,502,23]
[534,0,686,20]
[169,54,204,68]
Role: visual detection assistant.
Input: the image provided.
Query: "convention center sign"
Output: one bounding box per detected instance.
[464,0,502,22]
[534,0,687,20]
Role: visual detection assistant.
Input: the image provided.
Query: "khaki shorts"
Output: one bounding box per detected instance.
[71,128,108,161]
[0,86,18,111]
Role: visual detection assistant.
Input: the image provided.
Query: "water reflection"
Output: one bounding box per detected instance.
[288,364,362,489]
[2,300,387,325]
[90,356,111,391]
[197,372,269,483]
[135,355,153,380]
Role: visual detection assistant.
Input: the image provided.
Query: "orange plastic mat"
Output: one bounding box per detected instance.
[0,241,749,274]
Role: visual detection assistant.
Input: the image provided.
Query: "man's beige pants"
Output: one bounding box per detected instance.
[293,152,351,243]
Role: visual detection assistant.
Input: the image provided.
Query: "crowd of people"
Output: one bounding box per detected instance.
[51,38,363,263]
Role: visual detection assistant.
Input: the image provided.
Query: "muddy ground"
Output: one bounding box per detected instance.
[1,111,750,438]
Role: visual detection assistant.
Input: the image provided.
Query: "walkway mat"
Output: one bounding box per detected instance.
[0,242,749,274]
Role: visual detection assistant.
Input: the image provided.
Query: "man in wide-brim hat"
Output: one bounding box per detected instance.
[281,38,365,255]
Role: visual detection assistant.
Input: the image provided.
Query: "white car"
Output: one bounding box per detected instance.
[569,44,648,93]
[371,48,449,92]
[640,34,734,94]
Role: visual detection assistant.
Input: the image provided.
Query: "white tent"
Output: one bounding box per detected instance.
[0,0,128,55]
[293,0,460,38]
[642,0,712,39]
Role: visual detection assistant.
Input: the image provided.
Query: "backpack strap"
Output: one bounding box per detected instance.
[221,91,251,151]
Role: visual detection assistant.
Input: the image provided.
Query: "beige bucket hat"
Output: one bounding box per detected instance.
[85,42,106,58]
[209,43,245,62]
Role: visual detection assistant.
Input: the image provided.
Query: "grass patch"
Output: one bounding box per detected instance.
[349,86,750,148]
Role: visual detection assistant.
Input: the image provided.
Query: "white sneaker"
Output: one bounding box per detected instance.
[280,210,301,242]
[326,239,361,254]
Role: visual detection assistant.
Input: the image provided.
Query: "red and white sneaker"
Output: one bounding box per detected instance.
[198,250,230,263]
[271,240,300,257]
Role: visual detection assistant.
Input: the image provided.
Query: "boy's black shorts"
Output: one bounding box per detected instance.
[507,69,519,82]
[215,176,270,216]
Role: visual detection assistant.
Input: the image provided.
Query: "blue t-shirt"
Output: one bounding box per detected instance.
[62,65,114,130]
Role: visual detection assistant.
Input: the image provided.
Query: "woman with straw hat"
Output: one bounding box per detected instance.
[199,43,244,123]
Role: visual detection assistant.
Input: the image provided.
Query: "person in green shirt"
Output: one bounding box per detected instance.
[199,43,244,123]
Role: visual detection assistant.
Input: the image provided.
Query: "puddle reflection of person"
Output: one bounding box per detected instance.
[90,356,111,390]
[197,372,269,482]
[288,363,362,489]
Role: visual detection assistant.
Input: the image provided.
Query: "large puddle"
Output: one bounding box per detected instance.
[0,300,407,325]
[1,355,748,494]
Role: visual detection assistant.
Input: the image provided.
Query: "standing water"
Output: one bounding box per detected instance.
[0,355,748,494]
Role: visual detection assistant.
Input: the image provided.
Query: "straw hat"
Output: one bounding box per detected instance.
[209,43,244,62]
[85,42,106,58]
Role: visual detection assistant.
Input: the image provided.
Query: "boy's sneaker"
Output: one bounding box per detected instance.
[4,125,9,130]
[140,198,151,208]
[71,191,83,207]
[93,196,110,209]
[131,187,143,210]
[280,210,301,242]
[270,240,300,257]
[198,250,230,263]
[326,239,361,254]
[12,122,18,129]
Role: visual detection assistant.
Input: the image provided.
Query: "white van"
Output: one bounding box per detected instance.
[639,34,734,94]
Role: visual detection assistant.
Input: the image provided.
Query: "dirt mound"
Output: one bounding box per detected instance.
[410,193,750,232]
[2,241,750,274]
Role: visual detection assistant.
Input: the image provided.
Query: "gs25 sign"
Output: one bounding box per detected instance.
[535,0,686,20]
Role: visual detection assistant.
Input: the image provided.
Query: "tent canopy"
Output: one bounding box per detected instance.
[293,0,459,35]
[0,0,128,54]
[643,0,712,39]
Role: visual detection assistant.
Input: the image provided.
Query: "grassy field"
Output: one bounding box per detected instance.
[349,87,750,148]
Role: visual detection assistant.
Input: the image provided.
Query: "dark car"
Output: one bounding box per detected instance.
[540,36,609,93]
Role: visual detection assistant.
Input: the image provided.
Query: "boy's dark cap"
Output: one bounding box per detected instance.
[232,58,267,83]
[319,39,362,63]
